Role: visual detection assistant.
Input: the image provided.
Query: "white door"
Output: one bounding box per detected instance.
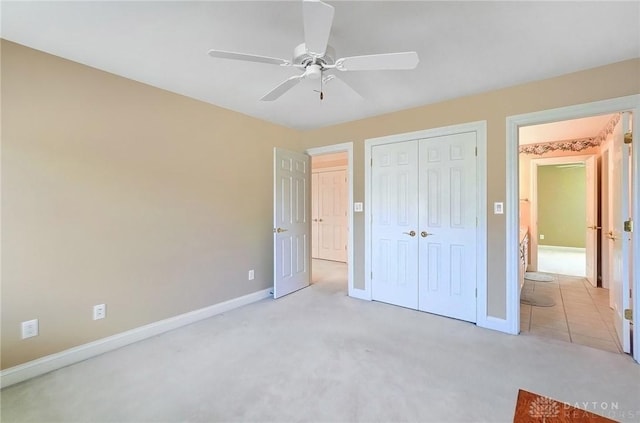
[609,113,631,352]
[418,133,477,322]
[585,156,598,287]
[371,141,419,309]
[600,150,611,289]
[317,170,348,262]
[311,173,319,259]
[273,148,311,299]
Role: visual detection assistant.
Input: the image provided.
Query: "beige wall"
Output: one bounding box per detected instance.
[537,165,587,248]
[301,58,640,319]
[1,41,301,369]
[2,39,639,369]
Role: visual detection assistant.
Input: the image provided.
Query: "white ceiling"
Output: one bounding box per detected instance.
[2,1,639,130]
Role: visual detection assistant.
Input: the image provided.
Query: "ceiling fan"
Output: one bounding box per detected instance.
[208,0,419,101]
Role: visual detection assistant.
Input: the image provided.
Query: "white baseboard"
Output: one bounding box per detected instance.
[477,315,516,335]
[348,288,371,301]
[1,288,272,389]
[538,245,586,253]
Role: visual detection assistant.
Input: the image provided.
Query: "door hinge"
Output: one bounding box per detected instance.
[623,219,633,232]
[475,288,478,298]
[475,146,478,156]
[370,158,373,167]
[371,271,373,279]
[624,131,632,144]
[624,308,632,321]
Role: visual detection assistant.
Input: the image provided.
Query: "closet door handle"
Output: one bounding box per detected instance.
[403,231,416,237]
[421,231,434,238]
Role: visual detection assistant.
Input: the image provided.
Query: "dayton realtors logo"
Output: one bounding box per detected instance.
[529,396,560,420]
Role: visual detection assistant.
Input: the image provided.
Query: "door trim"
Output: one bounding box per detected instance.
[506,95,640,363]
[306,142,355,298]
[364,121,488,324]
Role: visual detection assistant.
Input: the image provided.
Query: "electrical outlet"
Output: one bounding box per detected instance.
[21,319,39,339]
[248,270,255,280]
[93,304,106,320]
[540,234,545,240]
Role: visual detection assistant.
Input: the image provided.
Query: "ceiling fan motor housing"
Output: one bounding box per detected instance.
[293,43,335,69]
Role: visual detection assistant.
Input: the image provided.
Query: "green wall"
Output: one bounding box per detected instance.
[537,165,586,248]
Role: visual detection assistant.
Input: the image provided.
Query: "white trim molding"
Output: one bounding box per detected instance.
[506,95,640,360]
[306,142,355,298]
[364,121,489,329]
[0,288,272,388]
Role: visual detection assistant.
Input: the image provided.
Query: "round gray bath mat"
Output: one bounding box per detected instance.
[520,293,556,307]
[524,272,554,282]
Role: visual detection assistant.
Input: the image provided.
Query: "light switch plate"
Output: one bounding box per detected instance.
[354,202,363,212]
[494,202,504,214]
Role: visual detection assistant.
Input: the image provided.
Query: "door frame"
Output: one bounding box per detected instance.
[528,154,595,277]
[363,121,489,325]
[505,94,640,363]
[306,142,354,297]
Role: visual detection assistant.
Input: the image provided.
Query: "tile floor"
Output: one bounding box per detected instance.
[520,274,622,354]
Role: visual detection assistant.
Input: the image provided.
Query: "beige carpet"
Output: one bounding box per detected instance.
[2,260,639,422]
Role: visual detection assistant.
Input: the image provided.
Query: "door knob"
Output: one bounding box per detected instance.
[587,225,602,230]
[421,231,434,238]
[402,230,416,237]
[313,219,318,222]
[318,219,323,222]
[274,227,288,233]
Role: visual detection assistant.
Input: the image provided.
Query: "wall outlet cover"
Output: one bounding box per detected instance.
[21,319,39,339]
[93,304,106,320]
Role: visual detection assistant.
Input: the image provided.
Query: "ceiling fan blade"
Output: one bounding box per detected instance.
[260,75,305,101]
[335,52,419,71]
[208,49,291,66]
[303,0,335,57]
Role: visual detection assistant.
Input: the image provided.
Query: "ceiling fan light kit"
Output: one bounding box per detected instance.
[207,0,419,101]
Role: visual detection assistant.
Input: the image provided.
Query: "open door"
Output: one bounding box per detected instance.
[609,112,631,353]
[273,148,311,298]
[585,156,598,287]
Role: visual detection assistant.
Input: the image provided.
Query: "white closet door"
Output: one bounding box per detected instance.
[418,133,477,322]
[371,141,419,309]
[318,170,348,262]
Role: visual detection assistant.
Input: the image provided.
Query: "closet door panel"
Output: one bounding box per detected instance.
[371,141,419,309]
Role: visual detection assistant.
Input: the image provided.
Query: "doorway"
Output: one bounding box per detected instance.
[518,116,619,353]
[506,95,639,362]
[306,143,354,296]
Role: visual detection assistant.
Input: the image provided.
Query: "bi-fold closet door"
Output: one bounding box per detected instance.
[371,132,477,322]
